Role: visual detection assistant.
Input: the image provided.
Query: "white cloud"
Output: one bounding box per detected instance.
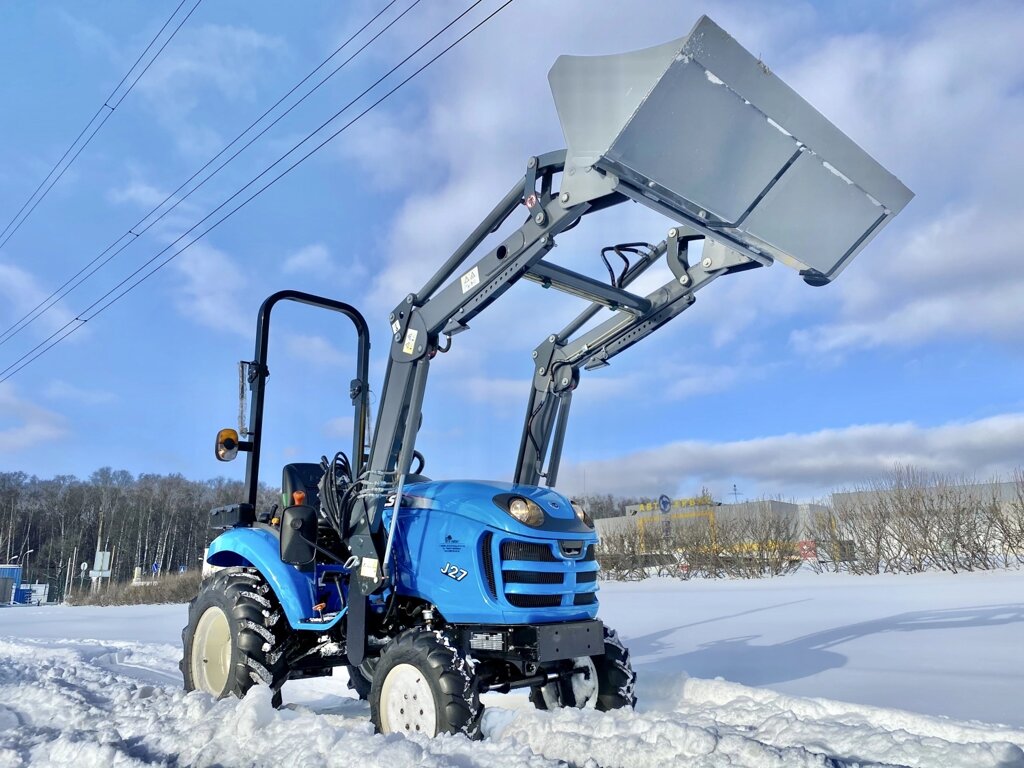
[336,107,436,191]
[324,415,354,438]
[664,363,765,400]
[0,383,67,453]
[282,333,348,366]
[348,0,1024,360]
[342,1,820,318]
[0,262,80,340]
[462,377,530,404]
[792,206,1024,354]
[107,179,171,210]
[558,413,1024,499]
[135,23,286,155]
[282,243,334,274]
[453,362,762,425]
[44,380,115,405]
[779,2,1024,353]
[170,241,249,336]
[55,8,118,61]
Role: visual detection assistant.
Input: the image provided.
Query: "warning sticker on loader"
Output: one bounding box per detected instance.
[460,266,480,293]
[402,328,418,355]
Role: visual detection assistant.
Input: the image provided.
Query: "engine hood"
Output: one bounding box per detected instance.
[399,479,595,537]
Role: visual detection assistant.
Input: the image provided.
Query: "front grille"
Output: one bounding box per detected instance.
[559,540,585,557]
[503,571,564,584]
[581,545,596,562]
[501,540,558,562]
[481,532,497,599]
[508,594,563,608]
[497,535,599,611]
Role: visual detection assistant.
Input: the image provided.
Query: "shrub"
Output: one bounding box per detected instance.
[66,570,202,606]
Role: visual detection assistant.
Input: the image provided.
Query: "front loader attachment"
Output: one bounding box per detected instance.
[549,15,913,284]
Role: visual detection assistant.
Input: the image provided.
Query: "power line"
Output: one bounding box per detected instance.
[0,0,201,253]
[0,0,515,385]
[0,0,411,348]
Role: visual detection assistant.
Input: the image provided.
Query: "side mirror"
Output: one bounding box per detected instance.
[215,428,240,462]
[280,505,317,566]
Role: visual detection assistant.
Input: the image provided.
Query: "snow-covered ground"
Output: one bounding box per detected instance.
[1,570,1022,767]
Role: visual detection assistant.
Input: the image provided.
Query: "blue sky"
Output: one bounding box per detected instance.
[1,0,1022,501]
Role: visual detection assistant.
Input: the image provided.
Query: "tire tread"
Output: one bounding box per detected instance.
[180,567,288,707]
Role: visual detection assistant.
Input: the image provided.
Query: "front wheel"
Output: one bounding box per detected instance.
[181,567,289,707]
[530,625,637,711]
[369,627,481,737]
[346,659,376,701]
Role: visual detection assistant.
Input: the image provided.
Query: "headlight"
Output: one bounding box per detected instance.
[571,499,594,528]
[504,496,545,527]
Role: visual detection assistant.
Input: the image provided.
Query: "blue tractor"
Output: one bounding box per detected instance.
[181,16,912,737]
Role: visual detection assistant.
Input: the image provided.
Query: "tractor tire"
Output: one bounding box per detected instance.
[369,627,481,738]
[530,626,637,712]
[346,659,377,701]
[181,567,289,708]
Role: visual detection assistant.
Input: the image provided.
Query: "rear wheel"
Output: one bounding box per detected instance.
[369,627,481,737]
[530,626,637,711]
[181,567,289,707]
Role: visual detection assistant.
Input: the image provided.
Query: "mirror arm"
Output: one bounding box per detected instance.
[297,531,348,566]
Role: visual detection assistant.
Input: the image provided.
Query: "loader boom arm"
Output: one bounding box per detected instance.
[341,14,912,664]
[347,151,603,558]
[513,230,759,487]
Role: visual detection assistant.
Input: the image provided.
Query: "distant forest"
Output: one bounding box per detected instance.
[0,468,652,602]
[0,469,275,602]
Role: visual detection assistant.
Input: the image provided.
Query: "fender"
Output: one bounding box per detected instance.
[207,526,344,631]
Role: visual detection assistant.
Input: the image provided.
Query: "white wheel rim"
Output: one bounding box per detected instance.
[379,663,438,736]
[191,606,233,695]
[540,656,599,709]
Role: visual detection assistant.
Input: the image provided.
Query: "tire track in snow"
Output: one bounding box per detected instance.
[0,639,558,768]
[2,637,1023,768]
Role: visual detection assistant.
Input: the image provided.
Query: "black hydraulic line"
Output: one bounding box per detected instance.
[545,389,573,487]
[599,247,618,287]
[557,240,667,341]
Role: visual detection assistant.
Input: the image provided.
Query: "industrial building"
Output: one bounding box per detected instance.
[0,564,50,605]
[594,481,1021,563]
[0,564,25,604]
[831,480,1020,510]
[597,499,825,538]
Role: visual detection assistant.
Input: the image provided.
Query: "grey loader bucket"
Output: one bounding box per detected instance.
[549,16,913,283]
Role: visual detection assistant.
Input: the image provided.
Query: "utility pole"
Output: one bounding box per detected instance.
[5,501,13,563]
[731,484,743,503]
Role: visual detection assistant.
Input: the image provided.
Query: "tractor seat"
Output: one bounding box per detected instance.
[282,463,324,511]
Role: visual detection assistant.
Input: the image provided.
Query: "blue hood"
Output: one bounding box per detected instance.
[398,479,593,537]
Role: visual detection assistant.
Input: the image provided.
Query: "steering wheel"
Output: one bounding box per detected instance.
[411,450,426,476]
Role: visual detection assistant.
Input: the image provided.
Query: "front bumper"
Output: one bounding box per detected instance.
[450,618,604,663]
